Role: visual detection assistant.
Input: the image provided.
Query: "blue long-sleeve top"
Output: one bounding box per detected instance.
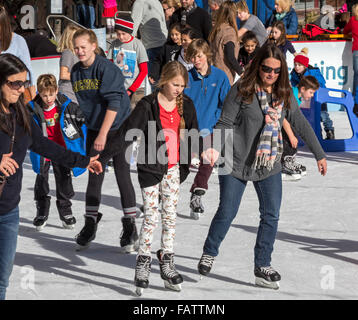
[71,55,131,131]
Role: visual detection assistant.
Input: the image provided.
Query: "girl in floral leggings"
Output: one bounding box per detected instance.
[100,61,200,295]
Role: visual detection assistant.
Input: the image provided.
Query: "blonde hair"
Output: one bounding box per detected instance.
[275,0,292,13]
[208,1,239,43]
[37,74,58,94]
[157,61,189,134]
[353,4,358,20]
[57,23,82,53]
[162,0,181,9]
[236,0,249,13]
[185,38,213,65]
[72,29,102,55]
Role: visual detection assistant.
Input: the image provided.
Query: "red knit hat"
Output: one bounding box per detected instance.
[115,13,134,34]
[294,48,309,68]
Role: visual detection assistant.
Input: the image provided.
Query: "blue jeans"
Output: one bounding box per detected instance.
[353,51,358,104]
[203,172,282,267]
[146,46,162,76]
[76,4,96,29]
[0,206,19,300]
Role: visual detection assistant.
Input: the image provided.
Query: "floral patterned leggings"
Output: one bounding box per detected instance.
[138,164,180,256]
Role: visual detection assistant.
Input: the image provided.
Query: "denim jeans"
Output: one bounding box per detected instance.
[146,47,162,76]
[320,109,334,132]
[203,172,282,268]
[353,51,358,104]
[76,4,96,29]
[0,206,19,300]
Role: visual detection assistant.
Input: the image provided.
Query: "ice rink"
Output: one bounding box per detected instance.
[5,112,358,300]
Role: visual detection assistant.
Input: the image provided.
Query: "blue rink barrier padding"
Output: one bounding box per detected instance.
[300,88,358,152]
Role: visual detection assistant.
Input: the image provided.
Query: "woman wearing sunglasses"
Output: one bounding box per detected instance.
[198,44,327,290]
[0,53,102,300]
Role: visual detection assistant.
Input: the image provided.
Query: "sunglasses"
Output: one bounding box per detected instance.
[6,80,31,90]
[261,65,281,74]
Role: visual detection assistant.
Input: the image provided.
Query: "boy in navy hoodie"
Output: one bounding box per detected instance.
[28,74,87,231]
[184,39,230,220]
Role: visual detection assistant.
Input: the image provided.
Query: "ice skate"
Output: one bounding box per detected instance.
[190,189,205,220]
[281,156,301,181]
[61,215,76,230]
[198,253,215,279]
[157,250,183,292]
[33,216,48,231]
[75,213,102,251]
[134,255,151,296]
[120,216,139,253]
[254,266,281,290]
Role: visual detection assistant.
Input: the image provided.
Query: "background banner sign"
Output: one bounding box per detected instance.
[288,41,353,91]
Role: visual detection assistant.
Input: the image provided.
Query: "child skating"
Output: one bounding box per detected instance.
[99,61,200,295]
[28,74,87,231]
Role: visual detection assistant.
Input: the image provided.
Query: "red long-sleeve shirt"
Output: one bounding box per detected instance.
[344,16,358,52]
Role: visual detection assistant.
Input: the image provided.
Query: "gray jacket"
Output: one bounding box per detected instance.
[214,82,326,181]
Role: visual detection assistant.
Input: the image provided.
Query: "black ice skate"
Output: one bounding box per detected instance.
[120,217,139,253]
[190,189,205,220]
[60,215,76,230]
[198,253,215,278]
[254,266,281,290]
[134,255,152,296]
[291,155,307,176]
[156,250,183,292]
[75,213,102,251]
[33,199,50,231]
[281,156,301,181]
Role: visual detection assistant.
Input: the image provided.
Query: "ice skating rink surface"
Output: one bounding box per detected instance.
[6,112,358,300]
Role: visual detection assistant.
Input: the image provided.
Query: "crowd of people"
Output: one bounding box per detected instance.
[4,0,358,299]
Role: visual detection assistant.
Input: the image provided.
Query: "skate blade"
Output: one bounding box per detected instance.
[255,277,280,290]
[135,287,144,296]
[164,281,182,292]
[190,211,201,220]
[62,221,75,230]
[281,173,301,181]
[35,221,47,231]
[120,242,139,254]
[76,243,90,252]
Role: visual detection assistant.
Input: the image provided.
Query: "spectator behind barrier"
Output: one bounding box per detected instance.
[265,0,298,35]
[18,29,58,58]
[162,0,182,29]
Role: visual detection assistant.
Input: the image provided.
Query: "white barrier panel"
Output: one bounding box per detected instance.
[289,41,353,92]
[31,56,60,84]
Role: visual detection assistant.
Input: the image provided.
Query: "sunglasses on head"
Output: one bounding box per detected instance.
[261,65,281,74]
[6,80,31,90]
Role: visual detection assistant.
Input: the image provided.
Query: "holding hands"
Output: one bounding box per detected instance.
[87,154,103,175]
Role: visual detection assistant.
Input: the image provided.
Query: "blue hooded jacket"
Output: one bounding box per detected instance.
[290,66,326,89]
[266,7,298,35]
[184,65,230,136]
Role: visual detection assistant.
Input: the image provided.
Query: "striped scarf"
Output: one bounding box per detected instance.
[252,86,283,171]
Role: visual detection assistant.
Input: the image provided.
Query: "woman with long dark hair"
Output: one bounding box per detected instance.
[0,53,102,300]
[198,44,327,290]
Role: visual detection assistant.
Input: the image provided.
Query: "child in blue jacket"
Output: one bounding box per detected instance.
[184,39,231,220]
[290,48,335,140]
[28,74,86,231]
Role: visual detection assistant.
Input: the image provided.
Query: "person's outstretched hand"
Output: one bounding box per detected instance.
[87,155,103,175]
[201,148,220,167]
[0,152,19,177]
[317,158,327,176]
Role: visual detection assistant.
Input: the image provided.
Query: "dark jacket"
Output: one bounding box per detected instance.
[170,7,212,42]
[0,108,90,215]
[100,91,201,188]
[28,93,87,177]
[266,7,298,35]
[237,46,260,75]
[149,42,181,82]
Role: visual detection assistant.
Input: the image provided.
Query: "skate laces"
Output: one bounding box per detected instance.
[199,254,214,268]
[284,156,298,171]
[190,194,204,210]
[259,266,277,275]
[161,254,179,278]
[136,256,151,280]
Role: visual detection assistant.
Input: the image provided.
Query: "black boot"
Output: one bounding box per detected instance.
[354,104,358,117]
[75,213,102,250]
[157,249,183,291]
[33,197,51,231]
[325,129,335,140]
[120,217,139,253]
